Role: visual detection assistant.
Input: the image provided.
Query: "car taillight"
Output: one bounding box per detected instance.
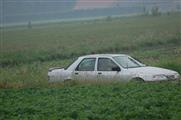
[48,68,53,72]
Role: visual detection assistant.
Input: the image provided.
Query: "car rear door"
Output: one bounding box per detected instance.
[73,58,97,80]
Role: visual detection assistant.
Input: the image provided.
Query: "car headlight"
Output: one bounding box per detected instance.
[153,74,167,80]
[165,73,180,80]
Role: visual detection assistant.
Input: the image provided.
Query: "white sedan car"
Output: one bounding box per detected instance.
[48,54,180,82]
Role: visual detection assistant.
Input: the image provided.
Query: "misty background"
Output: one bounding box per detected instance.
[0,0,180,25]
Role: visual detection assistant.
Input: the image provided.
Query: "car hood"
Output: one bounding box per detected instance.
[48,67,64,72]
[48,68,72,82]
[126,66,177,75]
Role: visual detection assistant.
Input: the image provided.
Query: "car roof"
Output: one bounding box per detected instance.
[79,54,128,58]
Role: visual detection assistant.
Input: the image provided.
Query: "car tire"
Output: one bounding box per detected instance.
[64,79,77,86]
[63,79,71,83]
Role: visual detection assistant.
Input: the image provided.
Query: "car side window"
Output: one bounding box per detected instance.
[98,58,119,71]
[76,58,96,71]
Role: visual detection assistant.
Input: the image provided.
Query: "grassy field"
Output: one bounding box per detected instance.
[1,14,180,66]
[1,82,181,120]
[0,13,181,119]
[0,14,181,87]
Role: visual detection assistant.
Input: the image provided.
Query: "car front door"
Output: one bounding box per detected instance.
[96,58,122,81]
[73,58,97,80]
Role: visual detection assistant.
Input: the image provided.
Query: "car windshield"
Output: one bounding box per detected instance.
[113,56,145,68]
[65,58,77,70]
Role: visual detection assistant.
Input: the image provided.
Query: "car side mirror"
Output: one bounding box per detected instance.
[112,67,121,72]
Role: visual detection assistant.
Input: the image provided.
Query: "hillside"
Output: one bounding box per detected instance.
[0,9,181,120]
[0,14,181,87]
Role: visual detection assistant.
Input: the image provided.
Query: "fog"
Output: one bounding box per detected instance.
[0,0,179,25]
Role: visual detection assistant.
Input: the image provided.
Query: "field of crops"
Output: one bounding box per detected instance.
[1,82,181,120]
[0,13,181,119]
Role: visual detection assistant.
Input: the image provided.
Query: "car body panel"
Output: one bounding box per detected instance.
[96,71,132,81]
[73,71,97,80]
[48,68,72,82]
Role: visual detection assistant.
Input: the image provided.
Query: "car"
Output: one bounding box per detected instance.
[48,54,180,82]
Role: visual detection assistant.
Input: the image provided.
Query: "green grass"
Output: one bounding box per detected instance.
[1,14,180,66]
[1,82,181,120]
[0,13,181,119]
[1,46,181,89]
[0,14,181,86]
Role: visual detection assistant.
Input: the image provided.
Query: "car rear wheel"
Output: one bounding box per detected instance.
[64,79,77,86]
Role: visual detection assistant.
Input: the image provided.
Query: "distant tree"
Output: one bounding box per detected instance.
[176,4,180,12]
[143,6,149,16]
[106,16,112,21]
[167,11,171,16]
[151,6,161,16]
[28,21,32,29]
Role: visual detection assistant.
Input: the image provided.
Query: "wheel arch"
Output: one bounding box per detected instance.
[131,77,145,82]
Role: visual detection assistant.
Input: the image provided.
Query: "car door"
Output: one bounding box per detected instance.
[97,58,122,81]
[73,58,97,80]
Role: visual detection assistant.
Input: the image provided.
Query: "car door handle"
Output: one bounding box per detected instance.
[98,72,102,75]
[75,72,79,75]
